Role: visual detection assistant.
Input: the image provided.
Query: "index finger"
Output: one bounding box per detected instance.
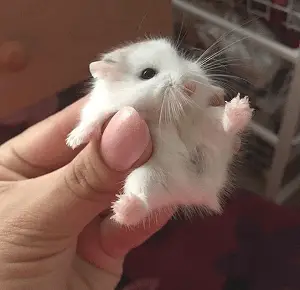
[77,209,173,273]
[0,96,87,178]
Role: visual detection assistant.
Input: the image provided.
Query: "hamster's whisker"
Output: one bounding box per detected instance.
[178,92,193,110]
[169,89,178,122]
[198,36,249,66]
[170,88,185,122]
[188,79,216,92]
[192,47,245,64]
[164,90,172,123]
[201,60,244,72]
[201,56,246,66]
[187,71,243,94]
[187,71,243,93]
[174,18,187,50]
[197,16,255,62]
[174,89,185,115]
[198,36,249,67]
[198,55,252,74]
[177,88,190,106]
[206,73,250,84]
[210,79,237,94]
[166,91,172,124]
[158,88,169,136]
[166,88,173,123]
[177,88,192,104]
[177,88,202,111]
[211,76,252,92]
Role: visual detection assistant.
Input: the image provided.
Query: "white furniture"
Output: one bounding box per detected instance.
[173,0,300,203]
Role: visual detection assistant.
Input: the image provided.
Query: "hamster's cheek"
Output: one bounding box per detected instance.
[149,85,164,103]
[188,63,205,79]
[185,60,196,70]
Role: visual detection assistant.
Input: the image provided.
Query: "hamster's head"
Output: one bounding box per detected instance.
[90,38,223,122]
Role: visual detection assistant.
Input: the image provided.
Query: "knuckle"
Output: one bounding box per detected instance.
[64,153,110,202]
[3,144,47,177]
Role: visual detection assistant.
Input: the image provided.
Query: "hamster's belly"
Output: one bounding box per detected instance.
[178,116,234,191]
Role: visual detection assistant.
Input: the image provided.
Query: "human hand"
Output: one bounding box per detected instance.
[0,97,172,290]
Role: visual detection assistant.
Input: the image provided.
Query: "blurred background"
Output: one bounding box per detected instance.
[173,0,300,206]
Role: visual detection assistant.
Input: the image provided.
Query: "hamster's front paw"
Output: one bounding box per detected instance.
[66,125,93,149]
[223,94,253,134]
[111,193,148,226]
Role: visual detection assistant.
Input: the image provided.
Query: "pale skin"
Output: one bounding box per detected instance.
[0,94,239,290]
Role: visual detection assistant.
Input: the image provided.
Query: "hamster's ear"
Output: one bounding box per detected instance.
[89,61,115,79]
[209,86,226,106]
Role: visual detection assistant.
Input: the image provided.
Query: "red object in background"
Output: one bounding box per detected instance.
[268,0,300,48]
[120,190,300,290]
[0,95,58,128]
[0,96,59,146]
[272,0,288,5]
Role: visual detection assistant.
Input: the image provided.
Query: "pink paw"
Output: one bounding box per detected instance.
[223,94,253,134]
[66,124,100,149]
[111,193,149,226]
[66,126,90,149]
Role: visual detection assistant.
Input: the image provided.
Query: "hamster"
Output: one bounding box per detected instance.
[66,38,253,226]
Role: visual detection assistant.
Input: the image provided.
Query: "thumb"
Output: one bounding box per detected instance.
[19,107,151,233]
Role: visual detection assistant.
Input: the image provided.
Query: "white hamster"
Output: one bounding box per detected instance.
[66,38,253,226]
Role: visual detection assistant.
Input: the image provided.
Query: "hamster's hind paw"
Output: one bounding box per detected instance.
[111,193,149,226]
[223,93,253,134]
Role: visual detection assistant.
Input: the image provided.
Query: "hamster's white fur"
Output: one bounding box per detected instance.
[66,38,253,225]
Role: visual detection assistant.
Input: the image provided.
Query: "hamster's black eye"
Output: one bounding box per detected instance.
[139,68,158,80]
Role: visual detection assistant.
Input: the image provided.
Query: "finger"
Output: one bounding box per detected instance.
[101,210,173,258]
[0,165,25,181]
[77,210,173,273]
[17,107,151,233]
[0,96,88,178]
[71,256,120,290]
